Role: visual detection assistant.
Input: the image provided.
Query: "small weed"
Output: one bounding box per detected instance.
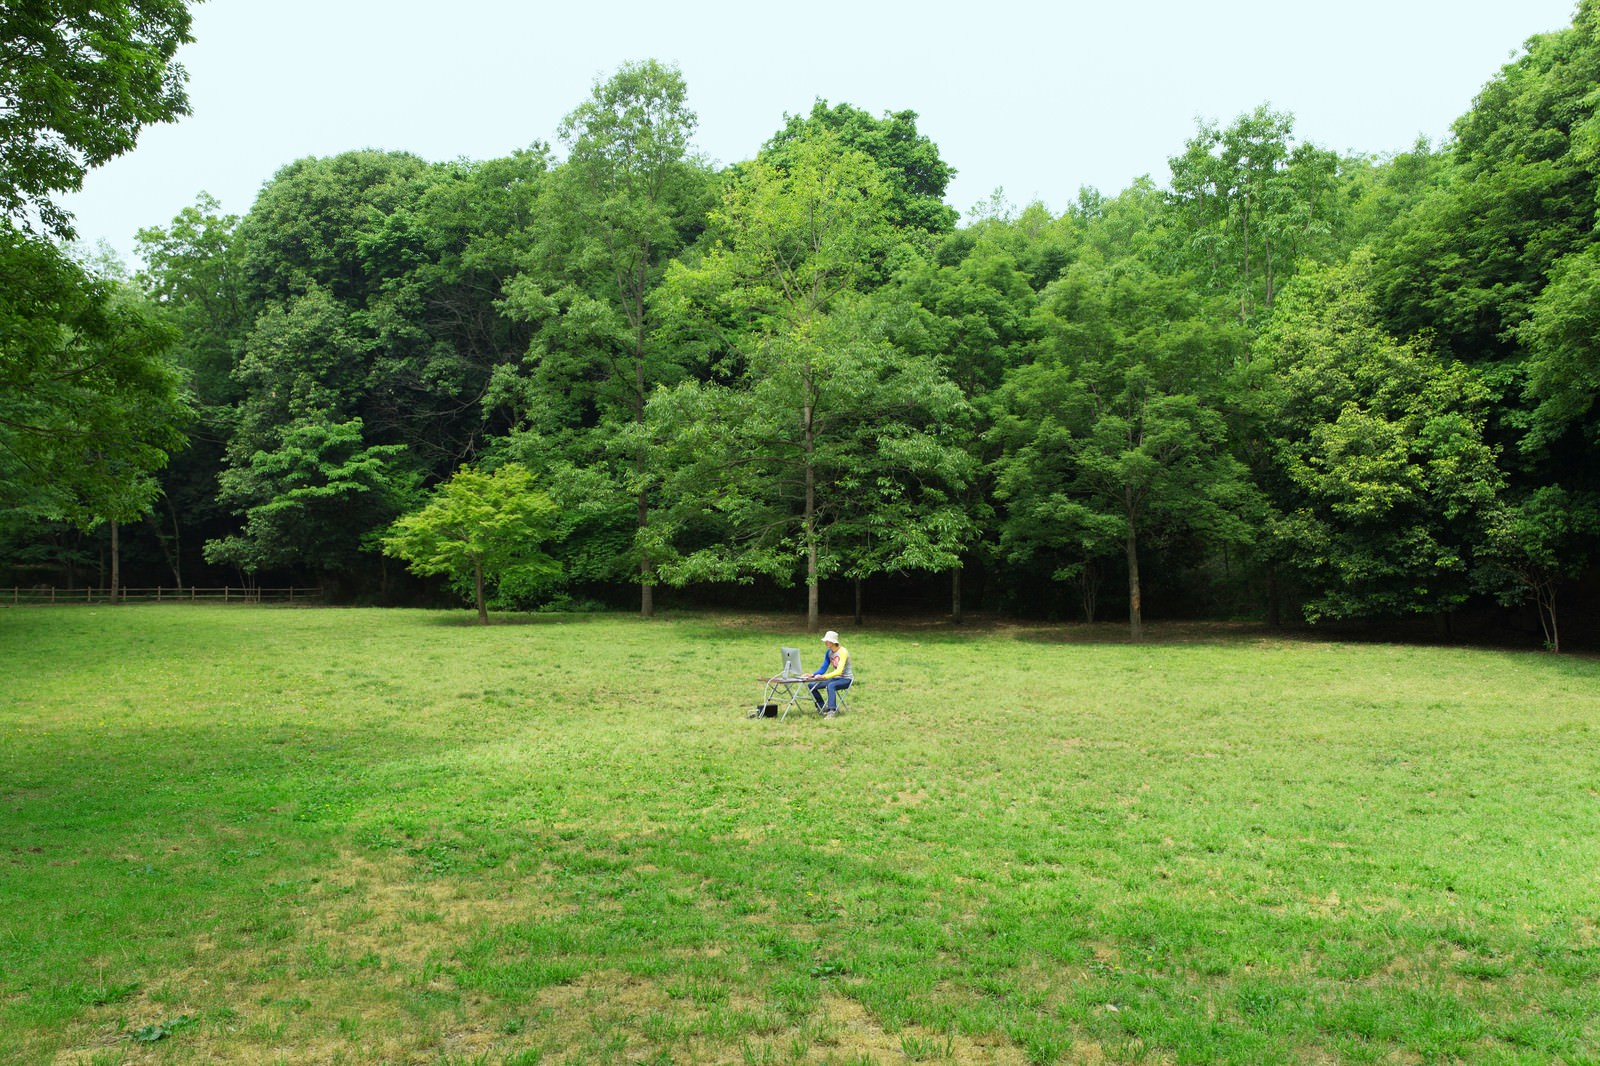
[130,1014,196,1043]
[900,1032,955,1061]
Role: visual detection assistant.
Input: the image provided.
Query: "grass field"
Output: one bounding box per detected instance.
[2,605,1598,1065]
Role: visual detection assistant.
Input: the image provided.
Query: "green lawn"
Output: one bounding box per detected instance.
[2,606,1597,1065]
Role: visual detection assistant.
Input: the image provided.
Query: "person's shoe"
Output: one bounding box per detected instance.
[823,709,837,718]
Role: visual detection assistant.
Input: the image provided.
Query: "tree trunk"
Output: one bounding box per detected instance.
[110,520,120,605]
[1125,526,1143,642]
[146,503,182,586]
[1080,559,1100,623]
[1536,580,1559,653]
[1263,230,1275,310]
[474,561,488,625]
[803,362,819,632]
[1239,191,1252,323]
[638,489,654,619]
[854,577,863,626]
[951,566,963,624]
[1266,562,1281,628]
[636,337,655,620]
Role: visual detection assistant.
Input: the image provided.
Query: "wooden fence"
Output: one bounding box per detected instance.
[3,586,323,605]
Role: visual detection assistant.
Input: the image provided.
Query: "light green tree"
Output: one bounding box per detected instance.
[383,463,560,624]
[1167,105,1340,323]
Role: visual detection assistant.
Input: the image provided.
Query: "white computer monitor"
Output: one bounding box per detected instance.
[780,647,804,678]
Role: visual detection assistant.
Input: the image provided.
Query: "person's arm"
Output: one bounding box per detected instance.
[819,649,842,680]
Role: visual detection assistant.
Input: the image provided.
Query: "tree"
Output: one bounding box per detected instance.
[993,253,1253,640]
[1257,255,1504,623]
[650,132,970,628]
[1475,485,1600,652]
[0,228,190,529]
[1373,3,1598,364]
[383,463,560,624]
[1520,243,1600,452]
[644,309,974,625]
[205,415,413,585]
[211,150,549,587]
[1,0,196,238]
[763,99,958,237]
[879,237,1039,619]
[1167,105,1340,323]
[134,193,247,583]
[500,59,707,618]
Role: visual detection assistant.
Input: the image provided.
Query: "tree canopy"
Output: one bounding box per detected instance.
[1,0,195,238]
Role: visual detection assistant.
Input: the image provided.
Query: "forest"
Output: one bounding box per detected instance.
[3,1,1598,647]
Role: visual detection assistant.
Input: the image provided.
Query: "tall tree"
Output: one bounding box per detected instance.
[993,246,1253,640]
[651,130,969,629]
[0,229,190,530]
[643,309,973,630]
[881,236,1038,619]
[213,149,548,587]
[1375,3,1599,367]
[1167,106,1340,323]
[134,193,246,583]
[501,59,707,618]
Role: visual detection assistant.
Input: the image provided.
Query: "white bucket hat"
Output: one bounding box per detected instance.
[821,631,840,643]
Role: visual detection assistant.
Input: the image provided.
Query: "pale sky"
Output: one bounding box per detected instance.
[62,0,1581,264]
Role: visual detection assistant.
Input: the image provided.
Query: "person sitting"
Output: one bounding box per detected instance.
[807,630,853,717]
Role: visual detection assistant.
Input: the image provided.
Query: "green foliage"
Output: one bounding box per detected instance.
[135,193,246,410]
[1520,242,1600,450]
[993,197,1255,636]
[1475,485,1600,650]
[33,4,1600,634]
[382,462,560,622]
[0,227,190,527]
[206,415,413,578]
[0,0,196,237]
[650,134,972,623]
[763,99,958,236]
[1375,3,1600,361]
[1166,105,1342,322]
[1257,255,1503,621]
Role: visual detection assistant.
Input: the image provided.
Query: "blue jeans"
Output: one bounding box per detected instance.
[809,677,852,711]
